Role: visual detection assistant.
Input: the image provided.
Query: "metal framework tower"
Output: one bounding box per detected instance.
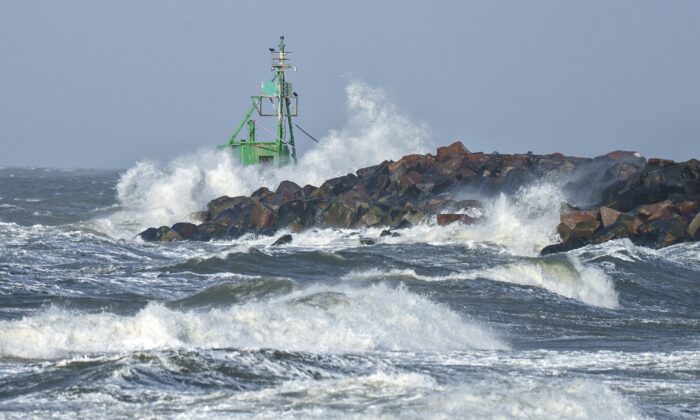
[220,36,298,167]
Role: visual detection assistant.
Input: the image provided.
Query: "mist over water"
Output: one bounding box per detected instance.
[0,83,699,418]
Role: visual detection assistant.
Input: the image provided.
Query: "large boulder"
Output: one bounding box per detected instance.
[437,214,476,226]
[591,222,631,244]
[600,206,623,227]
[686,212,700,240]
[139,226,181,242]
[676,199,700,216]
[357,205,387,227]
[557,210,601,242]
[323,201,360,228]
[540,238,588,255]
[636,199,675,222]
[210,197,277,236]
[320,174,359,196]
[637,218,689,247]
[271,234,293,246]
[436,141,470,163]
[275,199,307,229]
[171,222,198,240]
[207,196,251,220]
[265,181,302,208]
[250,201,278,230]
[251,186,273,199]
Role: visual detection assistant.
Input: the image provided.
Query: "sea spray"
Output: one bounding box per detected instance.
[103,81,431,237]
[355,181,566,256]
[461,181,565,256]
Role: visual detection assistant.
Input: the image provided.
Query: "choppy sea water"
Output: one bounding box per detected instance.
[1,167,699,419]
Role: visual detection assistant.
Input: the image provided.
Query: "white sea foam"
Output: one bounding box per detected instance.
[0,284,504,359]
[99,81,430,237]
[341,254,618,309]
[440,182,564,256]
[412,378,645,420]
[468,255,619,308]
[326,182,564,257]
[241,182,562,256]
[342,268,465,282]
[207,372,644,419]
[658,241,700,271]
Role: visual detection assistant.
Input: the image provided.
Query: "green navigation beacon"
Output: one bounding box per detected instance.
[220,36,298,167]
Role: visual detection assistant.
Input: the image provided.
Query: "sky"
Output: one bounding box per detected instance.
[0,0,698,168]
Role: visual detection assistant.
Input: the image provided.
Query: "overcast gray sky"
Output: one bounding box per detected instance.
[0,0,698,168]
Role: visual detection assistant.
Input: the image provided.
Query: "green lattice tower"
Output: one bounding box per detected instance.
[220,36,298,167]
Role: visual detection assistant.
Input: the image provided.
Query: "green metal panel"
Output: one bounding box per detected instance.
[261,81,292,98]
[229,142,290,167]
[261,80,276,97]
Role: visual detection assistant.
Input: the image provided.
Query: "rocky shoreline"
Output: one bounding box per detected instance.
[139,142,700,254]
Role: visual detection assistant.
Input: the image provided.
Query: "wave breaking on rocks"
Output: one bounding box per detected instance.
[139,142,700,254]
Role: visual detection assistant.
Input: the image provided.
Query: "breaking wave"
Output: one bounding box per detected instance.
[0,283,504,359]
[469,255,619,309]
[342,254,618,309]
[100,81,430,237]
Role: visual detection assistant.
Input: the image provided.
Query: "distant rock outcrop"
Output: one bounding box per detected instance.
[138,142,700,253]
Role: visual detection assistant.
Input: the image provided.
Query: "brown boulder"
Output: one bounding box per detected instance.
[399,170,423,187]
[251,187,273,199]
[600,206,622,227]
[688,212,700,240]
[323,201,360,228]
[437,214,477,226]
[320,174,359,196]
[605,150,639,161]
[301,184,320,199]
[557,210,601,242]
[648,158,674,169]
[560,210,600,231]
[676,200,699,215]
[436,141,470,163]
[660,220,690,246]
[264,181,303,208]
[139,226,182,242]
[250,201,277,230]
[638,219,690,247]
[207,196,251,220]
[591,222,631,244]
[171,222,197,240]
[617,213,643,235]
[439,155,466,176]
[388,154,428,175]
[637,199,675,222]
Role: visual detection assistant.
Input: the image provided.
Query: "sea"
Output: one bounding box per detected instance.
[1,84,699,418]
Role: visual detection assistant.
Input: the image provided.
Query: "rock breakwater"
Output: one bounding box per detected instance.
[139,142,699,253]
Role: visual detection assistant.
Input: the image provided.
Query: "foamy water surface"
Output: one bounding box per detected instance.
[1,83,699,418]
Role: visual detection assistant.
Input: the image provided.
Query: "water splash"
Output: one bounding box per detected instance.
[99,81,430,237]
